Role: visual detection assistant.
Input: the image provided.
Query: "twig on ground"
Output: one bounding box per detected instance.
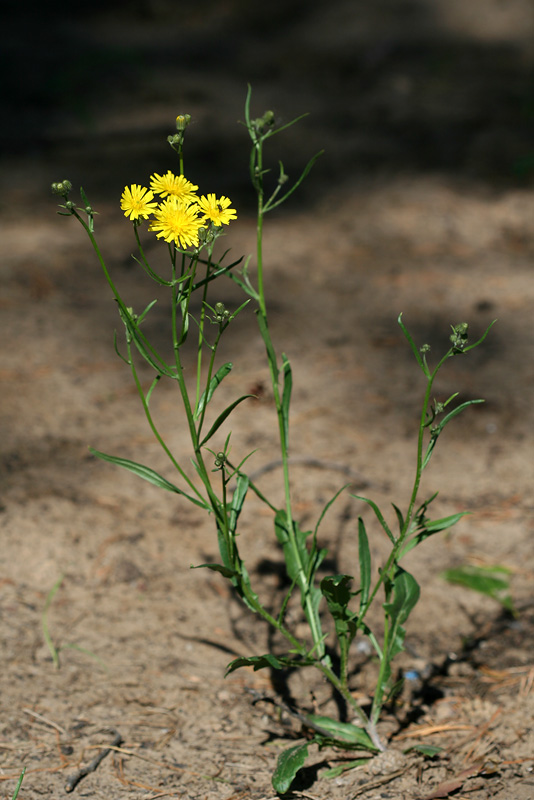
[64,728,123,792]
[23,708,67,735]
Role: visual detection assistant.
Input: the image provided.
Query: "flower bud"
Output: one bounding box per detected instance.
[176,114,191,132]
[51,179,72,197]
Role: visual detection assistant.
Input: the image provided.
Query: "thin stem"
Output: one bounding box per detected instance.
[252,126,325,658]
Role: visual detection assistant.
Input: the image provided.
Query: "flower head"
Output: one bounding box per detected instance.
[120,185,157,221]
[197,193,237,226]
[148,196,203,249]
[150,171,198,203]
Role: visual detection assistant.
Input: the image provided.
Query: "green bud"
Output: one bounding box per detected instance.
[176,114,191,131]
[420,343,431,354]
[214,302,230,325]
[449,322,469,351]
[51,179,72,197]
[214,451,227,469]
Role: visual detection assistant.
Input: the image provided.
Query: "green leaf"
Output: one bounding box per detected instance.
[194,362,233,420]
[256,311,279,381]
[272,742,309,794]
[462,318,497,353]
[392,503,405,535]
[225,652,311,676]
[358,518,371,611]
[274,510,325,653]
[191,563,236,579]
[441,564,516,613]
[322,758,370,778]
[307,716,378,749]
[398,512,470,559]
[89,448,207,509]
[199,394,255,446]
[229,473,249,536]
[403,744,443,758]
[398,313,428,375]
[118,304,175,378]
[313,484,350,544]
[352,494,395,543]
[384,568,420,662]
[281,353,292,446]
[11,769,26,800]
[432,399,485,436]
[320,575,358,657]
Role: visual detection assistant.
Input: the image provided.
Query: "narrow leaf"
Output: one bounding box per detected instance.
[225,652,309,676]
[307,716,378,749]
[199,394,255,446]
[89,448,207,509]
[358,518,372,610]
[352,494,395,543]
[441,564,515,613]
[194,362,233,420]
[256,311,279,381]
[272,742,309,794]
[398,312,427,374]
[191,563,236,578]
[229,473,249,536]
[281,353,292,446]
[433,399,485,435]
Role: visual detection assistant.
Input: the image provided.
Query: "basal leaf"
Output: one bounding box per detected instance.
[271,742,309,794]
[306,716,378,749]
[441,564,515,613]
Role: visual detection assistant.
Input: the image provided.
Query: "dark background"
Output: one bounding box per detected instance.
[3,0,534,208]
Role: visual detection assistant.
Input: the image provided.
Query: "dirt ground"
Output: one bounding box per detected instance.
[2,2,534,799]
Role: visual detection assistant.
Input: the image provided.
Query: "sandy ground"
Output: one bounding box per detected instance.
[2,2,534,798]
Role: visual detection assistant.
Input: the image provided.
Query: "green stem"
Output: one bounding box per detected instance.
[252,128,325,658]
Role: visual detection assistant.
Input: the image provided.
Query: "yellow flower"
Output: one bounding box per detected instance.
[149,197,203,249]
[197,193,237,226]
[150,171,199,203]
[120,185,157,221]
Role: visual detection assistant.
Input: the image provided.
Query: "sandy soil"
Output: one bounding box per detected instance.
[2,2,534,799]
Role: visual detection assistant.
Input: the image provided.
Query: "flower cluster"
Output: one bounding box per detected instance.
[120,171,237,250]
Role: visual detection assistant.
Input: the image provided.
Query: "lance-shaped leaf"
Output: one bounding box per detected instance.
[384,568,420,663]
[398,511,470,559]
[358,518,372,611]
[281,353,292,446]
[89,448,207,509]
[118,304,176,378]
[199,394,255,446]
[229,473,249,536]
[194,362,233,420]
[256,310,279,381]
[352,494,395,543]
[306,716,379,749]
[271,742,309,794]
[441,564,515,614]
[225,652,314,676]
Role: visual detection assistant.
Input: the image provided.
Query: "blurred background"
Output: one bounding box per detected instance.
[2,0,534,206]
